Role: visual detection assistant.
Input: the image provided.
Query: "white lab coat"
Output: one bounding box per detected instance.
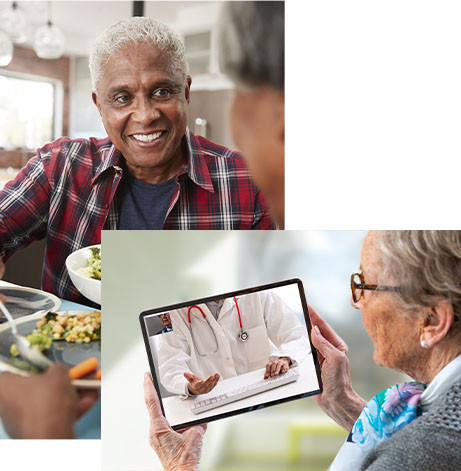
[157,291,310,396]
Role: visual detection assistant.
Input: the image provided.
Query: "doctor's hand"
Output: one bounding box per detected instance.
[184,372,220,395]
[264,357,290,379]
[144,373,207,471]
[309,305,366,431]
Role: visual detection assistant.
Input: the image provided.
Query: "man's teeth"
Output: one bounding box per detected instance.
[132,132,162,142]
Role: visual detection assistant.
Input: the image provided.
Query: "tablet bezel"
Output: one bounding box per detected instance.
[139,278,323,431]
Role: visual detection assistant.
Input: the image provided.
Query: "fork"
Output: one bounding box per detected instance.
[0,301,52,370]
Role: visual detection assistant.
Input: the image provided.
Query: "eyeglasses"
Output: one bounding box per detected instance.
[350,272,399,303]
[351,272,460,321]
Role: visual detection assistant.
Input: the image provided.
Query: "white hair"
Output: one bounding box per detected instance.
[89,16,188,92]
[218,1,284,91]
[377,231,461,321]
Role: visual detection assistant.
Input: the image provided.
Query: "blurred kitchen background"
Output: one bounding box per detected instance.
[102,231,408,471]
[0,0,236,287]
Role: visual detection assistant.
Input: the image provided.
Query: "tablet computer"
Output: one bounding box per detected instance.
[139,278,322,430]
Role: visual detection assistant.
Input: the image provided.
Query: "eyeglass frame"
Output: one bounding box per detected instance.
[350,272,460,321]
[350,272,400,303]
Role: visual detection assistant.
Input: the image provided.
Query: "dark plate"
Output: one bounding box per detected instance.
[0,286,61,321]
[0,311,100,388]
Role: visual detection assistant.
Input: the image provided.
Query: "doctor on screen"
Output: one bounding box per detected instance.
[157,291,309,396]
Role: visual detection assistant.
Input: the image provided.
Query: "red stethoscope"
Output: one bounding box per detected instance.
[187,296,249,349]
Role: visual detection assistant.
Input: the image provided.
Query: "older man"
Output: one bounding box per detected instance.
[0,17,274,305]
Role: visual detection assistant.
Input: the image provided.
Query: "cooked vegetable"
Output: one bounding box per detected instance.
[96,369,101,380]
[8,311,101,375]
[35,310,101,343]
[77,247,101,280]
[10,343,18,357]
[7,357,39,374]
[10,332,53,357]
[69,357,98,379]
[45,312,58,321]
[26,332,53,350]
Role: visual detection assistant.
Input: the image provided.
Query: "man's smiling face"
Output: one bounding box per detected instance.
[93,41,191,183]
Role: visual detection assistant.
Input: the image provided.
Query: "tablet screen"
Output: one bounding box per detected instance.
[140,279,322,430]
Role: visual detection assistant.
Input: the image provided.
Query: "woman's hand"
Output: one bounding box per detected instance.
[144,372,207,471]
[309,305,367,431]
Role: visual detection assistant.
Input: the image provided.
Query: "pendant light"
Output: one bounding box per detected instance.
[0,30,13,66]
[1,1,28,44]
[33,2,66,60]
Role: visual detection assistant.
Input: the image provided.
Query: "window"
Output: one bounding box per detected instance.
[0,73,60,150]
[184,31,212,76]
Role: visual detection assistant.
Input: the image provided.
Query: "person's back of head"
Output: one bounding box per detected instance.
[219,1,284,92]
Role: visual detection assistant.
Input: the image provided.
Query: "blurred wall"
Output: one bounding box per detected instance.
[69,56,106,139]
[3,239,46,290]
[188,88,237,150]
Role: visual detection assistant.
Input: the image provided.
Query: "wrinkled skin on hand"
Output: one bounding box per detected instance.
[309,305,367,431]
[144,373,207,471]
[184,372,220,395]
[264,356,290,379]
[0,363,98,438]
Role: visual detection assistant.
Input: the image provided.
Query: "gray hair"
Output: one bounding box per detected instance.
[89,16,188,92]
[218,1,284,91]
[377,231,461,319]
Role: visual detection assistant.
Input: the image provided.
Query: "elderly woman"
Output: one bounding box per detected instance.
[144,230,461,470]
[312,230,461,470]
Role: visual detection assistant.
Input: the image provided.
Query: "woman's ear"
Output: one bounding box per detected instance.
[420,299,455,348]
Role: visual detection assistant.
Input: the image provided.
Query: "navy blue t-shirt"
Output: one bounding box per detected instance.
[118,172,177,230]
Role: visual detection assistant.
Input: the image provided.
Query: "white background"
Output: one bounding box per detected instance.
[286,0,461,229]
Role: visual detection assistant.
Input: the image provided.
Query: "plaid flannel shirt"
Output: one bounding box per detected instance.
[0,129,274,304]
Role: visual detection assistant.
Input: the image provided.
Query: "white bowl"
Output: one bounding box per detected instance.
[65,244,101,305]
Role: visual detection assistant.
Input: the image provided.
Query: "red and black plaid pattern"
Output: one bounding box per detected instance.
[0,130,274,303]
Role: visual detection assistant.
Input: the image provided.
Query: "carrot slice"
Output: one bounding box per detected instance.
[96,369,101,380]
[69,357,99,379]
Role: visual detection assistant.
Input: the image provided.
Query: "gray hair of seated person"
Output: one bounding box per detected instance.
[89,16,188,92]
[377,231,461,322]
[218,1,284,91]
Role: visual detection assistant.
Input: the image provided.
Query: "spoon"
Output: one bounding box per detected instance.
[0,301,52,370]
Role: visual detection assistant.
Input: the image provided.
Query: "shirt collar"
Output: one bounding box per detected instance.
[420,354,461,411]
[91,130,214,193]
[91,140,124,184]
[177,128,214,193]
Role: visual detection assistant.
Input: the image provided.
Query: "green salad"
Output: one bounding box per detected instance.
[77,246,101,280]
